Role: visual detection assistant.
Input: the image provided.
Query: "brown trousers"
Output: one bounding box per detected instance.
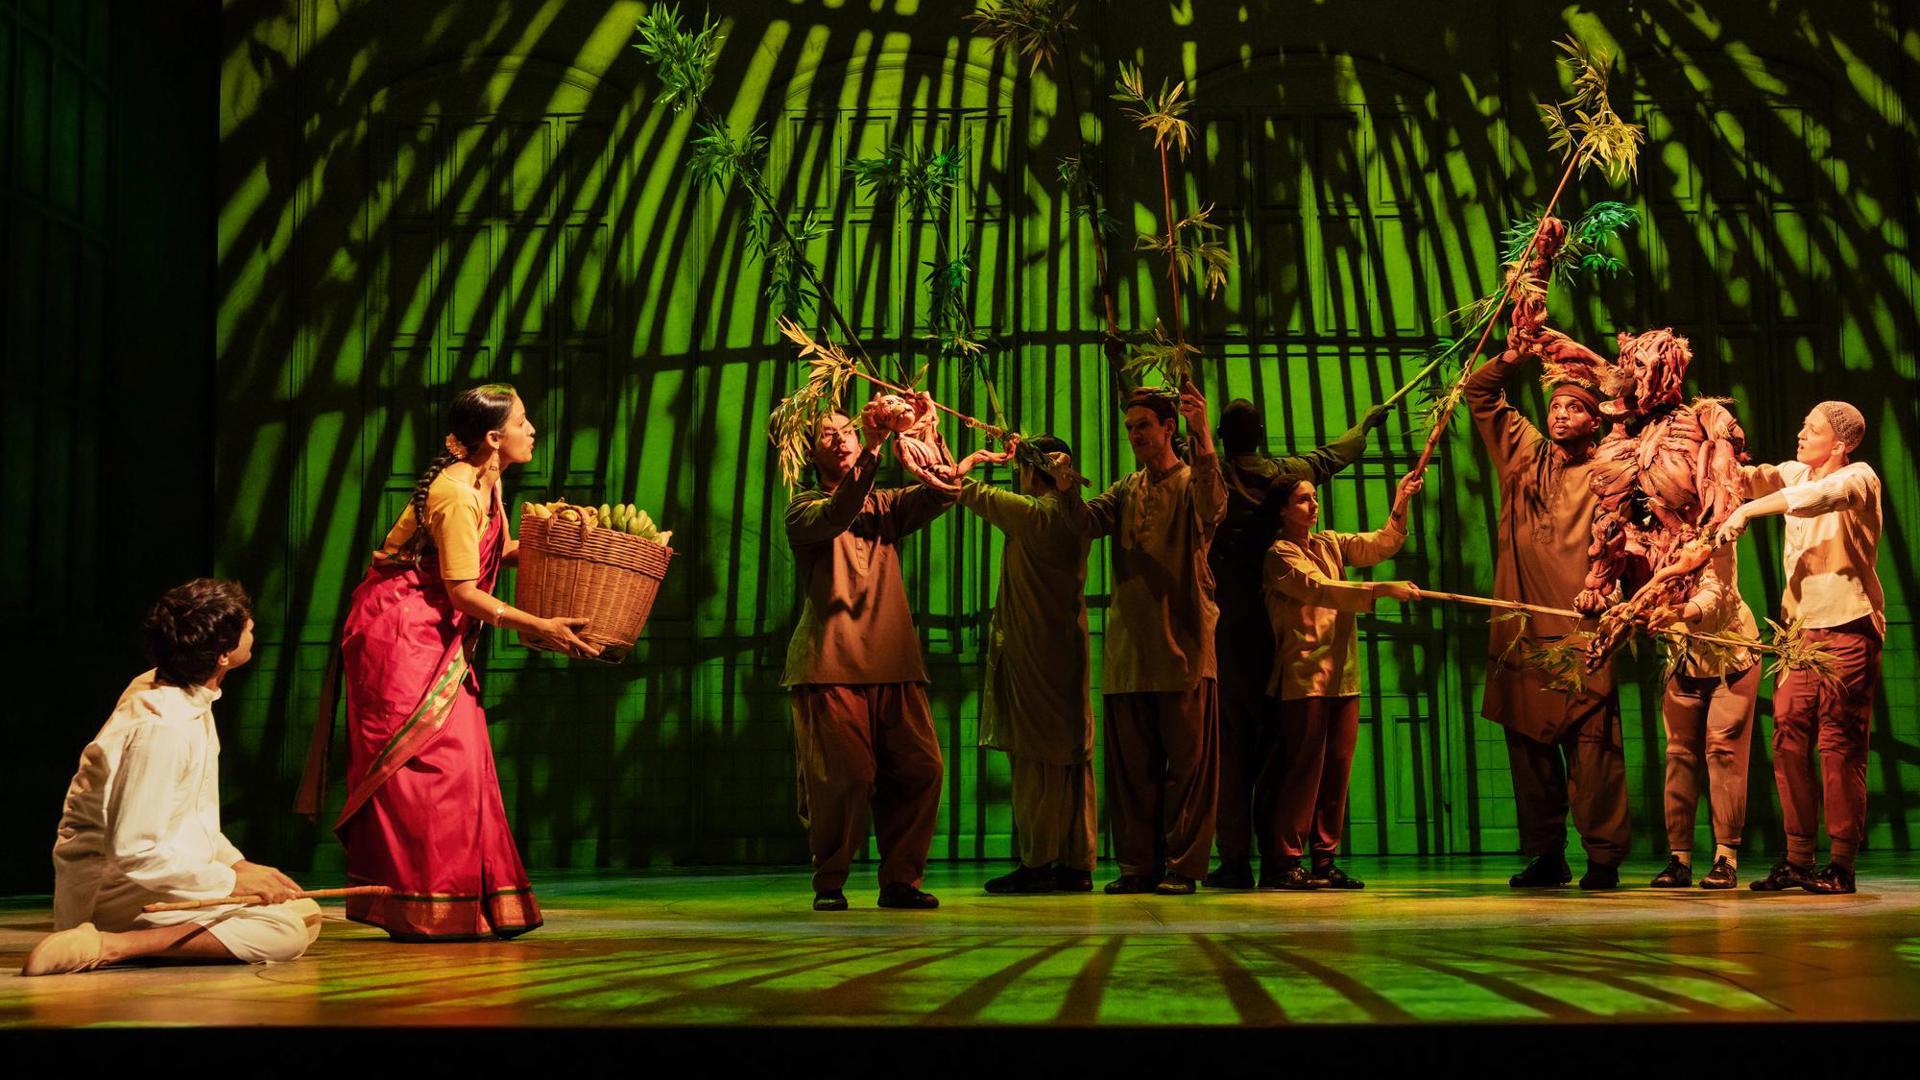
[1103,680,1220,879]
[1010,756,1097,872]
[1772,618,1881,868]
[1662,664,1759,852]
[1273,696,1360,861]
[1504,689,1630,866]
[1214,672,1277,863]
[791,683,945,893]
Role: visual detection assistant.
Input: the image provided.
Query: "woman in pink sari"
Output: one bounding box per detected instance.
[338,384,597,940]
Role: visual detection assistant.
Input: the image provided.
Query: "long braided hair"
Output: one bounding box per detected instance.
[405,383,517,556]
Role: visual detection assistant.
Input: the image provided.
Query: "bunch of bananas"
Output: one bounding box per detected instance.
[520,499,673,546]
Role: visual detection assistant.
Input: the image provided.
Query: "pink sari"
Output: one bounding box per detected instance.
[337,486,541,940]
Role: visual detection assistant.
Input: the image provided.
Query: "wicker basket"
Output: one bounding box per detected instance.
[514,506,672,663]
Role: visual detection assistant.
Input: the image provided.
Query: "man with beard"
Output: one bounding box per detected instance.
[1467,345,1630,891]
[783,396,957,912]
[1205,398,1391,890]
[1086,383,1226,895]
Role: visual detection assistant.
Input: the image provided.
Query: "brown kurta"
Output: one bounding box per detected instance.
[1086,453,1229,693]
[781,451,955,895]
[1465,355,1614,742]
[1262,523,1407,700]
[781,450,956,687]
[959,480,1093,765]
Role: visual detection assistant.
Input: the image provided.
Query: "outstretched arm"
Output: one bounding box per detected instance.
[1269,404,1389,490]
[1717,463,1876,546]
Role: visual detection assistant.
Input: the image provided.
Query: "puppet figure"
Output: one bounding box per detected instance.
[1508,231,1750,668]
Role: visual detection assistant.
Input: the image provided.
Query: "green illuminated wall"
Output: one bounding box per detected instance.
[195,1,1920,874]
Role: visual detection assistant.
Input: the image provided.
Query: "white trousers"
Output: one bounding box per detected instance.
[119,898,324,964]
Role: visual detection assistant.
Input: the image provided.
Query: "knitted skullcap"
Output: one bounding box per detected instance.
[1814,401,1866,451]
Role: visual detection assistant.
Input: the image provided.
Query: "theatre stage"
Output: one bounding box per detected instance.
[6,855,1920,1051]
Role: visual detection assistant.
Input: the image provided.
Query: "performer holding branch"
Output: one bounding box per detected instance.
[1260,472,1422,889]
[783,395,957,912]
[1467,344,1630,890]
[1647,544,1760,889]
[23,581,321,976]
[951,436,1097,894]
[1207,399,1389,890]
[1087,384,1226,896]
[1720,402,1885,895]
[337,384,596,940]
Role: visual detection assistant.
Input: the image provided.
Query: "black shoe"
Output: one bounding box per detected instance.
[1204,859,1255,890]
[1699,856,1738,890]
[1103,874,1159,895]
[1053,867,1094,892]
[1259,863,1319,891]
[1650,856,1692,888]
[876,883,940,910]
[1154,873,1198,895]
[1803,863,1857,895]
[1579,861,1621,890]
[1309,862,1364,890]
[812,890,848,911]
[1749,861,1816,892]
[1509,853,1573,888]
[984,865,1057,895]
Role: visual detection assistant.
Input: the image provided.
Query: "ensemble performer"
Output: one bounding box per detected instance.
[1260,473,1423,889]
[783,396,957,912]
[1086,383,1226,895]
[1646,544,1760,889]
[1467,348,1630,890]
[1718,401,1885,895]
[23,580,322,976]
[336,384,598,940]
[1207,397,1390,890]
[951,436,1098,894]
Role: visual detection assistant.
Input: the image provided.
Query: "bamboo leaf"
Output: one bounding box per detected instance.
[965,1,1078,77]
[633,4,723,114]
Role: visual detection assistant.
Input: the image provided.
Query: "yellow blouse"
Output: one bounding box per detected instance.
[375,464,494,581]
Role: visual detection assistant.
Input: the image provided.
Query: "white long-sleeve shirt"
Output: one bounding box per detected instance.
[52,670,245,930]
[1744,460,1886,635]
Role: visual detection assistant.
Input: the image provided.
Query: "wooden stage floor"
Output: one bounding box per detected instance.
[6,855,1920,1038]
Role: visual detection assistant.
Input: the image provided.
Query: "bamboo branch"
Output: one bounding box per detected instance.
[695,102,903,386]
[142,886,392,914]
[1408,152,1581,481]
[1409,587,1578,619]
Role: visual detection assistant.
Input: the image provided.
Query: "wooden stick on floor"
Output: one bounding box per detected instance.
[142,885,392,913]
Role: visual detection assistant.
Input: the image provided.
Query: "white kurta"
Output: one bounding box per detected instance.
[51,671,320,963]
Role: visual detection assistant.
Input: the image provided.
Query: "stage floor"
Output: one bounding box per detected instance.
[6,855,1920,1030]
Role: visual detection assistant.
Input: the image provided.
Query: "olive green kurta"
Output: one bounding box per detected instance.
[1086,453,1229,693]
[958,480,1093,766]
[1465,355,1614,742]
